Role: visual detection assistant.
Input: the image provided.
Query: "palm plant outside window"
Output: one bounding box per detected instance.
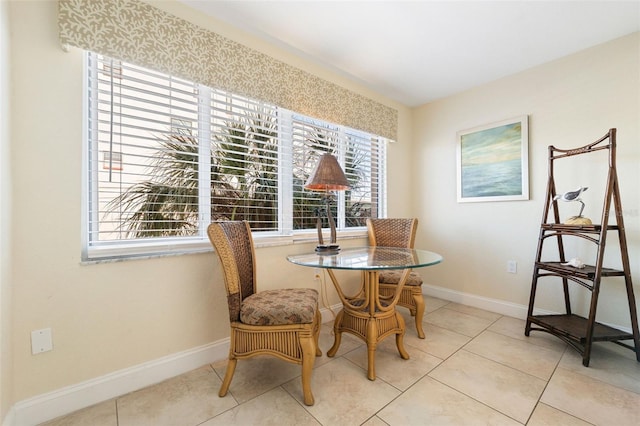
[84,52,386,260]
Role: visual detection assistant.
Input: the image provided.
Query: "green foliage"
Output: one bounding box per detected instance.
[106,110,371,238]
[106,134,200,237]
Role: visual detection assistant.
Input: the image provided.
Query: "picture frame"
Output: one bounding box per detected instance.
[456,115,529,203]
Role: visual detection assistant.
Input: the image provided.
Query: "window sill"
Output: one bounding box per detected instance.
[82,228,368,264]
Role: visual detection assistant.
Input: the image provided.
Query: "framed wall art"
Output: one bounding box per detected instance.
[456,115,529,203]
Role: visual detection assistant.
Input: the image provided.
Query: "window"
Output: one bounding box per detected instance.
[84,52,387,260]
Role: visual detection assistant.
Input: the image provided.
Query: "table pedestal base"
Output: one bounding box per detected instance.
[327,302,409,380]
[287,248,442,381]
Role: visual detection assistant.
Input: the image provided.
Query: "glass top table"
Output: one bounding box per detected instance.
[287,246,443,380]
[287,246,443,271]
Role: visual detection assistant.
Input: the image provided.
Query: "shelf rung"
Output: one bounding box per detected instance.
[535,262,625,279]
[528,314,634,343]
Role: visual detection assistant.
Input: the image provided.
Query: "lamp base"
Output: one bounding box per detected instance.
[315,244,340,255]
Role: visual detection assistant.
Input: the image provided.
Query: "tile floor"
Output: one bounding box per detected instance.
[42,296,640,426]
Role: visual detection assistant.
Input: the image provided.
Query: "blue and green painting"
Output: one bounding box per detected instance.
[461,122,522,198]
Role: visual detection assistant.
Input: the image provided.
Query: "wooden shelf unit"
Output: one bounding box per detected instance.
[525,128,640,366]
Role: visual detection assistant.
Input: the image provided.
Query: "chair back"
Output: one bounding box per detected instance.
[366,218,418,249]
[207,221,257,322]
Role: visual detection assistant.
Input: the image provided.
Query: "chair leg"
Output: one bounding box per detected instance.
[327,310,344,357]
[395,311,410,361]
[218,357,237,397]
[412,292,426,339]
[314,309,322,356]
[299,333,316,406]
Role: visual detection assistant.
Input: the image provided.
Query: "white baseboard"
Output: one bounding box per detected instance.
[422,283,633,333]
[318,303,342,324]
[12,339,229,426]
[2,407,15,426]
[10,305,339,426]
[422,283,532,319]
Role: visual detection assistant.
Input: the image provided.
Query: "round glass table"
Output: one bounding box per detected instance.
[287,246,443,380]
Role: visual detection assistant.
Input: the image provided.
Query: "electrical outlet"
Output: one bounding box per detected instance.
[31,328,53,355]
[507,260,517,274]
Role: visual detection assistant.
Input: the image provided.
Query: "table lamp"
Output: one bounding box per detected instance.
[305,153,350,253]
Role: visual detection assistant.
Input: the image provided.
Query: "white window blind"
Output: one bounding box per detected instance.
[290,116,384,231]
[209,90,281,232]
[87,53,202,245]
[85,52,386,260]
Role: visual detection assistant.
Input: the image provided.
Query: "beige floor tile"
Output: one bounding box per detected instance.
[527,402,592,426]
[442,302,503,322]
[315,322,363,365]
[361,415,391,426]
[488,316,568,351]
[212,355,304,403]
[378,375,520,425]
[558,342,640,393]
[423,295,451,313]
[464,330,564,380]
[343,336,442,390]
[404,322,471,359]
[396,307,423,338]
[541,367,640,425]
[429,350,546,423]
[210,358,227,370]
[200,387,320,426]
[40,301,640,426]
[424,307,494,337]
[116,366,236,426]
[40,399,117,426]
[283,357,400,426]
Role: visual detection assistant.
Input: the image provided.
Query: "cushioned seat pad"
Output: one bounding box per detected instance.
[240,288,318,326]
[379,271,423,286]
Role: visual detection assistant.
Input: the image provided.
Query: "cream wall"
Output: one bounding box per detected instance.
[7,0,412,408]
[414,33,640,326]
[1,0,14,421]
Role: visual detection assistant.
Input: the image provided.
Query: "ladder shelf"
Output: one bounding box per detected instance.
[525,128,640,366]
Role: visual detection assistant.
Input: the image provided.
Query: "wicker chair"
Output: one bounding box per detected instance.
[207,221,322,406]
[366,218,426,338]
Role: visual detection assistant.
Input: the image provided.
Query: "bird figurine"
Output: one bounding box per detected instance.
[553,187,588,218]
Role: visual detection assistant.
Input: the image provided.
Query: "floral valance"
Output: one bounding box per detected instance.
[58,0,398,140]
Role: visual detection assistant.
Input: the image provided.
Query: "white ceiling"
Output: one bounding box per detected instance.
[180,1,640,107]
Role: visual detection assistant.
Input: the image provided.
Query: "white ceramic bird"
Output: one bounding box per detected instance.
[554,187,588,217]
